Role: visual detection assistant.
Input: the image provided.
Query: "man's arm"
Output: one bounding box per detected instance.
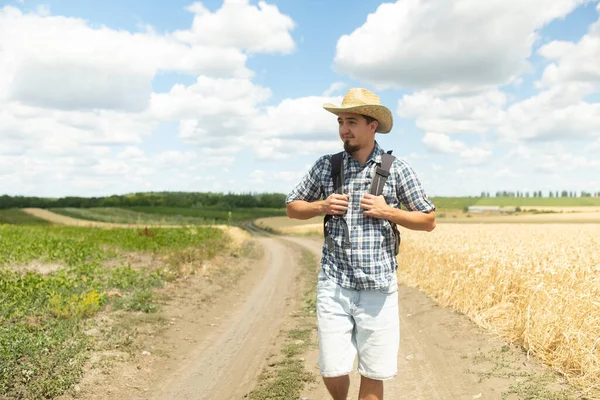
[360,194,436,231]
[286,194,350,220]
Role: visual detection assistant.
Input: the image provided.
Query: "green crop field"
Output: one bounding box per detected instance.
[0,209,52,225]
[121,206,286,222]
[429,197,478,210]
[49,206,286,225]
[428,197,600,210]
[0,224,227,399]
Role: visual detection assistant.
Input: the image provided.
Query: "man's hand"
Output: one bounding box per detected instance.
[323,193,350,215]
[360,194,391,219]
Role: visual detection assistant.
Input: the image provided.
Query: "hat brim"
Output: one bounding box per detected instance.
[323,103,393,133]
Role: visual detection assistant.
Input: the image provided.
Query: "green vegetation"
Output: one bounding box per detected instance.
[0,224,227,399]
[246,249,318,399]
[430,197,479,210]
[0,209,51,226]
[464,346,587,400]
[428,196,600,210]
[49,206,286,225]
[0,191,287,210]
[121,206,286,222]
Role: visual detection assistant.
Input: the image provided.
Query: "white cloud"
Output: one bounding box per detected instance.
[322,82,347,96]
[422,132,492,165]
[0,2,303,194]
[152,76,272,124]
[250,170,266,183]
[587,138,600,151]
[422,132,467,154]
[0,6,265,111]
[497,85,600,142]
[273,171,304,182]
[505,142,600,174]
[333,0,587,92]
[250,95,343,138]
[167,88,344,161]
[398,90,507,134]
[251,138,342,160]
[538,8,600,87]
[459,147,493,165]
[174,0,296,54]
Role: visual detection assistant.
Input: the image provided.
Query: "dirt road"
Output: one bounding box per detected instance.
[144,237,299,400]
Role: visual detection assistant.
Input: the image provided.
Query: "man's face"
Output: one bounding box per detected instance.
[337,112,377,154]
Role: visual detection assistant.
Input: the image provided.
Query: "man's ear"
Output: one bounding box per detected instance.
[371,120,379,133]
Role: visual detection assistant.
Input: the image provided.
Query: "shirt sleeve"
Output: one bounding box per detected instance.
[395,159,436,213]
[286,156,327,204]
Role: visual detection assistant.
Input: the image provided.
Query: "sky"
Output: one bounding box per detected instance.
[1,0,599,198]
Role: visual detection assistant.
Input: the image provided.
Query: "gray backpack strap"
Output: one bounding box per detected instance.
[370,152,395,195]
[370,151,401,256]
[324,152,350,251]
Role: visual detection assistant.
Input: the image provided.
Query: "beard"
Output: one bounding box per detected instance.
[343,140,360,154]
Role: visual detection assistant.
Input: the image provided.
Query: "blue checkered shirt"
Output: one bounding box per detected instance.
[286,142,436,291]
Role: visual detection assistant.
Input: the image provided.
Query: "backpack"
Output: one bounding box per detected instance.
[323,150,401,256]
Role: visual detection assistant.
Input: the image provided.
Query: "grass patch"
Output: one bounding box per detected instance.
[0,209,51,226]
[245,249,318,400]
[0,224,227,399]
[464,346,587,400]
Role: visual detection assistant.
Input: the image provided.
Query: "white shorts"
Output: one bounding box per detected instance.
[316,269,400,380]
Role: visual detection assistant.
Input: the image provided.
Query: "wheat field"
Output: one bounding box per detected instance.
[396,223,600,396]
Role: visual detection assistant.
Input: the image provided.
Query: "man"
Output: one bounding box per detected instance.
[285,88,436,400]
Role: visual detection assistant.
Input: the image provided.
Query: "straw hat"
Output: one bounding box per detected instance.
[323,88,393,133]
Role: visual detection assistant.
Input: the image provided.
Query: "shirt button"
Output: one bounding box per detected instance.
[353,226,357,230]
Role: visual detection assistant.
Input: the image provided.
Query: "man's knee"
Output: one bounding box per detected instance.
[323,374,350,388]
[359,375,384,400]
[323,374,350,400]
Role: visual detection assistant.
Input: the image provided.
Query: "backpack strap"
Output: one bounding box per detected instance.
[370,151,401,256]
[324,152,351,251]
[370,152,395,195]
[331,152,344,194]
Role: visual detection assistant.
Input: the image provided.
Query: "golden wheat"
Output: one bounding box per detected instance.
[396,223,600,395]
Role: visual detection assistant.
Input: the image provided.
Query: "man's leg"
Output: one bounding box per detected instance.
[358,376,383,400]
[316,272,357,400]
[354,275,400,400]
[323,375,350,400]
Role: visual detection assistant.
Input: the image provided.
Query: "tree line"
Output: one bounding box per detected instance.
[0,192,288,210]
[481,191,600,198]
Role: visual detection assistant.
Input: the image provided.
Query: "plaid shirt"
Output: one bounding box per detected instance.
[286,141,436,291]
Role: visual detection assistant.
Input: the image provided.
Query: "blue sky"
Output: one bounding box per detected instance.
[1,0,599,198]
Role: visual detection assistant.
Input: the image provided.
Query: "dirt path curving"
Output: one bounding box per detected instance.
[282,236,576,400]
[146,237,300,399]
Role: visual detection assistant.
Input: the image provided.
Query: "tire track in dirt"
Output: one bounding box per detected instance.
[282,236,574,400]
